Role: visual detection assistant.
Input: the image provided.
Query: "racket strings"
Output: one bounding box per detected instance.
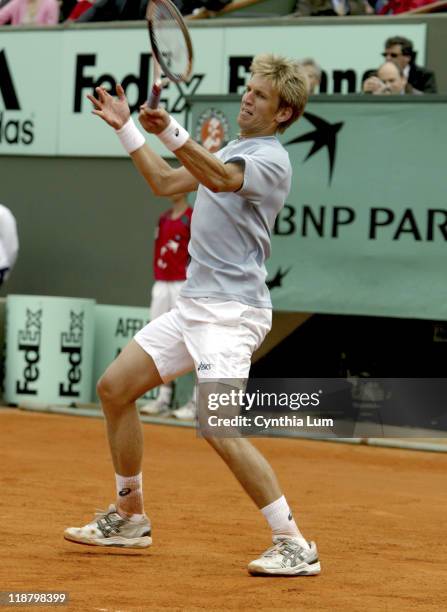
[150,1,191,81]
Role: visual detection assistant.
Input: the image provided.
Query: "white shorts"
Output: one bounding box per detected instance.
[135,296,272,383]
[150,280,184,320]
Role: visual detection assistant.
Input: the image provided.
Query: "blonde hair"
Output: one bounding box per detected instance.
[250,54,308,133]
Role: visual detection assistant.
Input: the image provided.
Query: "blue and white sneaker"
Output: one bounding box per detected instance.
[64,504,152,549]
[248,536,320,576]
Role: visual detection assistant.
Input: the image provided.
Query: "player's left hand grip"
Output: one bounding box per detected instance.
[149,84,162,109]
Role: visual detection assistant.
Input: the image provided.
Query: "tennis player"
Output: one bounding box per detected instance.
[64,54,320,577]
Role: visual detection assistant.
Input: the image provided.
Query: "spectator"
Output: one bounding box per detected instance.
[0,0,59,24]
[299,58,322,94]
[377,0,437,14]
[74,0,231,21]
[292,0,373,16]
[379,36,437,93]
[362,61,422,95]
[65,0,93,21]
[59,0,76,20]
[174,0,232,15]
[76,0,147,22]
[0,204,18,287]
[0,0,12,23]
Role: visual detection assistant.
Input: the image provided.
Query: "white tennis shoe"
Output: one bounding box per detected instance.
[64,504,152,549]
[140,397,171,416]
[248,536,320,576]
[172,400,196,420]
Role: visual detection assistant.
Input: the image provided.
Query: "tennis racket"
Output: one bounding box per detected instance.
[146,0,194,109]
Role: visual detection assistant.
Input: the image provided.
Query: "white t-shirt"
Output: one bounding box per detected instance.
[181,135,292,308]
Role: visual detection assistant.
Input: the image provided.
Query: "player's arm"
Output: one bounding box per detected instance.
[138,106,244,193]
[131,147,199,196]
[174,139,243,193]
[87,85,198,196]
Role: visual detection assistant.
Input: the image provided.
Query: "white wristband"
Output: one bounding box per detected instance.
[115,118,145,154]
[157,116,190,152]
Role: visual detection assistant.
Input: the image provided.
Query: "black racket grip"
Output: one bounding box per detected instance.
[149,84,162,109]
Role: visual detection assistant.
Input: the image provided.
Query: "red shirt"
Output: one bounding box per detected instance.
[378,0,434,12]
[153,207,192,281]
[67,1,93,20]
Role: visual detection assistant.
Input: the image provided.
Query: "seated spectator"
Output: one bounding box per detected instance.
[66,0,94,20]
[59,0,76,20]
[174,0,232,16]
[299,58,322,94]
[0,0,59,24]
[75,0,230,21]
[292,0,373,16]
[379,36,437,93]
[76,0,147,21]
[0,0,12,23]
[377,0,437,14]
[362,61,422,95]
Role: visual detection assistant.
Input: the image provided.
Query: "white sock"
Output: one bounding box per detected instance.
[261,495,309,550]
[115,472,144,521]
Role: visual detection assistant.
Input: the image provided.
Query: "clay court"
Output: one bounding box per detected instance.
[1,407,446,612]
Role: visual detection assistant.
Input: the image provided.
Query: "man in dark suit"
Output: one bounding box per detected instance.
[382,36,437,93]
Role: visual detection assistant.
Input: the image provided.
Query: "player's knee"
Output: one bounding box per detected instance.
[96,373,125,409]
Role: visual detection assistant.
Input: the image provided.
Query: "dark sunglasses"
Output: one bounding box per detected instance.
[382,51,402,58]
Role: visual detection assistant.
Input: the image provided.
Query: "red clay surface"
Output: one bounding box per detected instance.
[1,407,446,612]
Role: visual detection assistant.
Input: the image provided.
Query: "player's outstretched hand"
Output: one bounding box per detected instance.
[87,84,130,130]
[138,104,170,135]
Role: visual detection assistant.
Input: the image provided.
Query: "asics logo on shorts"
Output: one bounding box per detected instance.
[197,362,213,371]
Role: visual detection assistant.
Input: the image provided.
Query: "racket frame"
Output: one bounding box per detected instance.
[146,0,194,108]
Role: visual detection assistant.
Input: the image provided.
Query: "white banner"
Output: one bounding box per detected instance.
[0,22,427,157]
[0,31,61,154]
[58,26,225,156]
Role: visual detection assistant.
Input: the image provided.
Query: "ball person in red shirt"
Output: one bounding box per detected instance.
[140,193,196,420]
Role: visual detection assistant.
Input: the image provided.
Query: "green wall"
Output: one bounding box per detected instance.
[0,156,167,306]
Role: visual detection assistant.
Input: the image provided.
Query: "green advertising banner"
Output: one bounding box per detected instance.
[93,304,152,402]
[93,304,194,406]
[0,22,426,156]
[190,96,447,320]
[5,295,95,406]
